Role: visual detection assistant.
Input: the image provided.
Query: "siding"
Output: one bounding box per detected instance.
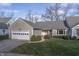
[72,24,79,37]
[10,19,33,38]
[33,30,42,36]
[52,29,57,36]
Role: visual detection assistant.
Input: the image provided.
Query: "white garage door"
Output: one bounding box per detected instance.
[11,31,30,40]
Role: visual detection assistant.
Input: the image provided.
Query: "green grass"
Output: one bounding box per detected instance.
[11,38,79,56]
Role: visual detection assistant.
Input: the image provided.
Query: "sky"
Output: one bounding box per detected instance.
[0,3,79,18]
[0,3,51,18]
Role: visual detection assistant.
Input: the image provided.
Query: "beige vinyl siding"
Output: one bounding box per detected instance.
[10,19,33,37]
[52,29,57,36]
[33,30,42,36]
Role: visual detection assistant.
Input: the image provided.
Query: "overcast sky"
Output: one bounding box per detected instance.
[0,3,79,18]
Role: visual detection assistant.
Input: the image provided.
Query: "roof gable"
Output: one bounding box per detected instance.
[66,16,79,28]
[0,17,11,24]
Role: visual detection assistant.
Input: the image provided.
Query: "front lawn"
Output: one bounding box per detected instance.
[11,38,79,56]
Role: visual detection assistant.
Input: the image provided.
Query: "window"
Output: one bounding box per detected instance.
[57,29,65,34]
[13,33,29,35]
[27,33,29,35]
[25,33,26,35]
[59,30,63,34]
[3,29,5,34]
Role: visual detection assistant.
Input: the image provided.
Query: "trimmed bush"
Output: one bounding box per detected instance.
[44,35,52,39]
[0,35,9,41]
[53,36,78,40]
[53,36,69,40]
[70,36,77,40]
[31,35,42,41]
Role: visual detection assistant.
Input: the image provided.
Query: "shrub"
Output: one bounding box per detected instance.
[31,35,41,41]
[0,35,9,41]
[53,36,69,40]
[70,36,77,40]
[44,35,52,39]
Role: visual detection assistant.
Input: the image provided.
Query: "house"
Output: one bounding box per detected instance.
[7,16,79,40]
[0,17,11,35]
[0,23,8,35]
[9,18,68,40]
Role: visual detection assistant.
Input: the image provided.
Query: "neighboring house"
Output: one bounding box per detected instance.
[66,16,79,37]
[0,16,11,24]
[0,17,12,35]
[0,23,8,35]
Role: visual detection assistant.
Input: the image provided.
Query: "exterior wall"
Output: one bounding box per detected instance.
[52,29,57,36]
[10,19,33,39]
[71,24,79,37]
[41,31,48,36]
[0,29,9,35]
[33,29,68,36]
[33,29,42,36]
[65,30,68,35]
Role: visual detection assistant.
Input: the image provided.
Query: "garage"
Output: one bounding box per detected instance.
[11,31,30,40]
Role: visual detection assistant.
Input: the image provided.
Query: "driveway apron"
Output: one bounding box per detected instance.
[0,40,28,52]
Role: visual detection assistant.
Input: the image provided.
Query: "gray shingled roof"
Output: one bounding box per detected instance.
[34,21,68,30]
[0,17,11,23]
[20,18,35,27]
[22,18,67,30]
[0,23,8,29]
[66,16,79,28]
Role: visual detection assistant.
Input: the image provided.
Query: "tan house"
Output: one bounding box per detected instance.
[8,16,79,40]
[9,18,68,40]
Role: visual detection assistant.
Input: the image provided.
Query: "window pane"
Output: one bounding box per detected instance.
[3,29,5,34]
[58,30,64,34]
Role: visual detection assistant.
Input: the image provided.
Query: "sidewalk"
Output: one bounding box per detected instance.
[29,36,45,43]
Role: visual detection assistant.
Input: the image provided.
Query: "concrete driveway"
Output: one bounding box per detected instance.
[0,39,28,52]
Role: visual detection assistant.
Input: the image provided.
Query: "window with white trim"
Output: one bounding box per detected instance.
[57,29,65,35]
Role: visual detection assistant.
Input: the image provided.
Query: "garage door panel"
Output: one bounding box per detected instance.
[11,32,30,40]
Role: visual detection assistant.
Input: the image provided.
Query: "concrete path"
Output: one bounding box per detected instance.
[29,36,45,43]
[0,39,28,52]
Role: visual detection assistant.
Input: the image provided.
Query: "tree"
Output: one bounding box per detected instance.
[0,11,14,18]
[33,16,39,23]
[60,4,71,20]
[26,10,39,23]
[0,11,5,17]
[54,3,60,21]
[42,3,71,21]
[26,10,34,22]
[42,3,61,21]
